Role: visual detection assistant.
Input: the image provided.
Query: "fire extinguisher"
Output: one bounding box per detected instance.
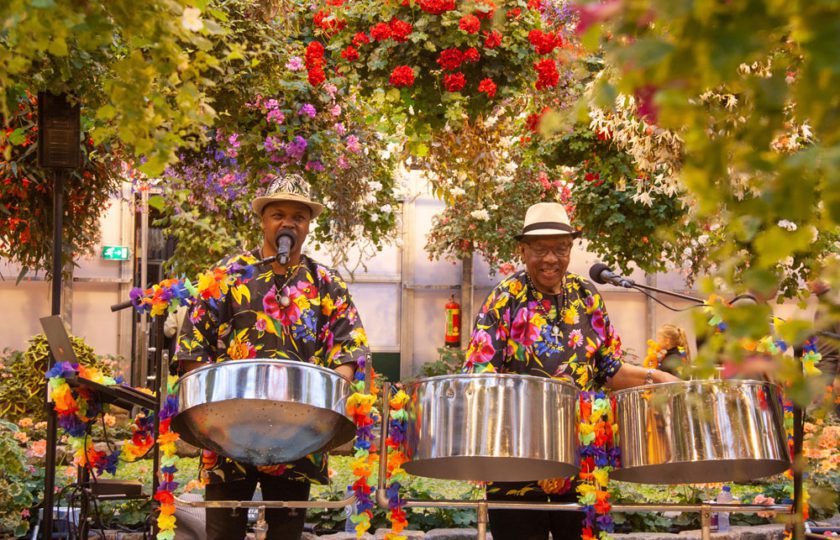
[445,295,461,348]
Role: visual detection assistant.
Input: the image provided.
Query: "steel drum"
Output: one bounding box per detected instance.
[172,359,355,465]
[403,373,580,482]
[611,380,789,484]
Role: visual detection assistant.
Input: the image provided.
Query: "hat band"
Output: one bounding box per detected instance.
[521,221,576,234]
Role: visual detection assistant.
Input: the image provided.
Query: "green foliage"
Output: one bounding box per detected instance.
[419,347,466,378]
[0,420,39,537]
[0,335,116,422]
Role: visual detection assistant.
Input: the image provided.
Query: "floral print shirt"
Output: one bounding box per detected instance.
[464,271,623,498]
[177,250,369,485]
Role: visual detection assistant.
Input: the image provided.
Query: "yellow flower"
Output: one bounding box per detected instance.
[508,280,523,296]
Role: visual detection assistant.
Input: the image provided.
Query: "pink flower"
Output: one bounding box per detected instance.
[573,0,623,35]
[346,134,361,153]
[255,317,267,331]
[334,122,346,135]
[28,439,47,459]
[330,104,341,116]
[267,108,285,124]
[465,329,496,369]
[498,262,516,275]
[263,288,281,318]
[511,308,540,346]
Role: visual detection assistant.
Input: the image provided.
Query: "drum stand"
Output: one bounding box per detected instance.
[376,383,792,540]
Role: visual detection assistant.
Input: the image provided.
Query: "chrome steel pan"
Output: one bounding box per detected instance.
[612,380,789,484]
[403,373,580,482]
[172,359,355,465]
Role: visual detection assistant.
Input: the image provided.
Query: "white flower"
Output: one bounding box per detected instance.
[368,180,382,192]
[182,7,204,32]
[380,204,393,214]
[697,234,709,245]
[369,213,380,222]
[683,247,693,257]
[504,162,518,174]
[470,209,490,221]
[782,256,795,267]
[777,219,797,232]
[450,187,466,197]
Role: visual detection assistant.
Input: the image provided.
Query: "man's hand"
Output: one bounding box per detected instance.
[336,363,356,383]
[606,363,680,391]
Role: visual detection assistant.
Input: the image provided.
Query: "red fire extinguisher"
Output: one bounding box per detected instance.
[445,295,461,348]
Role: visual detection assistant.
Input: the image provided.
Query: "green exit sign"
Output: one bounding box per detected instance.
[102,246,130,261]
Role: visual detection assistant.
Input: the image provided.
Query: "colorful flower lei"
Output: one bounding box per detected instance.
[642,339,664,369]
[153,375,181,540]
[577,391,620,540]
[346,355,380,537]
[384,389,410,539]
[46,362,156,474]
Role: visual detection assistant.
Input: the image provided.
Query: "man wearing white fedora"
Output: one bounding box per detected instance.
[463,202,678,540]
[177,173,368,540]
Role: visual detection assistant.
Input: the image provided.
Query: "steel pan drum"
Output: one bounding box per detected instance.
[403,373,580,482]
[611,380,789,484]
[172,359,355,465]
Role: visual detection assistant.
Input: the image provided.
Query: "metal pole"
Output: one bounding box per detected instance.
[135,185,150,387]
[700,503,712,540]
[42,168,65,539]
[476,500,489,540]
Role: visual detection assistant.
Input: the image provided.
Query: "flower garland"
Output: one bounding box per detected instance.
[346,355,380,537]
[577,391,620,540]
[46,362,156,475]
[384,389,410,539]
[642,339,664,369]
[153,375,181,540]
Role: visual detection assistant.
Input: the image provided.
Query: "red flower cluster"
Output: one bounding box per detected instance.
[418,0,456,14]
[341,45,360,62]
[506,7,521,18]
[458,14,481,34]
[463,47,480,63]
[370,22,391,41]
[475,0,496,19]
[528,29,561,55]
[389,18,413,42]
[389,65,416,87]
[534,58,559,90]
[483,30,502,48]
[443,72,466,92]
[525,107,550,133]
[478,78,497,98]
[313,9,346,36]
[437,48,463,71]
[527,0,541,10]
[352,32,370,46]
[305,41,326,86]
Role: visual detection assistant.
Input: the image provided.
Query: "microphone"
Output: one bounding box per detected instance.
[589,263,635,288]
[275,229,297,265]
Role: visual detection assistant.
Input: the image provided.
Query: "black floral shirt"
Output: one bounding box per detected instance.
[177,250,369,485]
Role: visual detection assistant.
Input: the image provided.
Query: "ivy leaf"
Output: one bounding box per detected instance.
[148,195,166,213]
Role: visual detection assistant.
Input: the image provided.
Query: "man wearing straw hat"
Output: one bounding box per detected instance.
[463,202,679,540]
[176,173,368,540]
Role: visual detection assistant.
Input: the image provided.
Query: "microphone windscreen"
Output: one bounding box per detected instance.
[588,263,611,285]
[275,229,298,250]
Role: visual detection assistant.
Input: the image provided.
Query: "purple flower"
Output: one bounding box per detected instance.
[267,109,285,124]
[305,160,324,172]
[346,135,361,154]
[264,98,279,111]
[284,136,308,160]
[286,56,304,71]
[334,122,346,135]
[264,135,281,154]
[298,103,317,118]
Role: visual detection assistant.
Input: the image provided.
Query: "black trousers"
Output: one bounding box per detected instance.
[205,473,311,540]
[487,482,584,540]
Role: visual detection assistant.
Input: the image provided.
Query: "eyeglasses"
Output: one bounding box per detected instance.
[524,243,573,259]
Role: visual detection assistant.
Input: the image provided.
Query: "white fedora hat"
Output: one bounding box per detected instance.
[514,202,580,240]
[251,173,325,218]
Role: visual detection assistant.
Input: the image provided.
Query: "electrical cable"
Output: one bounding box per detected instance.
[628,284,709,312]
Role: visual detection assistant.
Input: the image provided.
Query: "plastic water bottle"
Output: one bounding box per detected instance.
[344,487,357,533]
[715,486,734,532]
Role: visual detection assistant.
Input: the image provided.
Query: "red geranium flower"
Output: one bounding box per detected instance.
[341,45,360,62]
[437,48,463,71]
[475,0,496,19]
[390,18,413,42]
[443,72,466,92]
[419,0,456,14]
[458,14,481,34]
[506,7,521,18]
[370,22,392,41]
[352,32,370,46]
[527,0,541,10]
[463,47,480,63]
[308,67,326,86]
[534,58,559,90]
[528,29,560,55]
[313,9,346,35]
[305,41,325,69]
[389,65,416,87]
[478,77,497,98]
[483,30,502,48]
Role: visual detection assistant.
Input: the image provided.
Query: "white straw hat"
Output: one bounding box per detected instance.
[251,173,325,218]
[515,202,580,240]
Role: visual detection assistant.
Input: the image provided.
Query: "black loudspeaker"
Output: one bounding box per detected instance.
[37,91,81,169]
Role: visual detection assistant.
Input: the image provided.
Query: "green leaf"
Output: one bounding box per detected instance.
[8,128,26,145]
[30,0,55,7]
[147,195,166,212]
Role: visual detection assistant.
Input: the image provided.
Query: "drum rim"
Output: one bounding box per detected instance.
[177,357,345,381]
[610,378,783,397]
[404,371,580,392]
